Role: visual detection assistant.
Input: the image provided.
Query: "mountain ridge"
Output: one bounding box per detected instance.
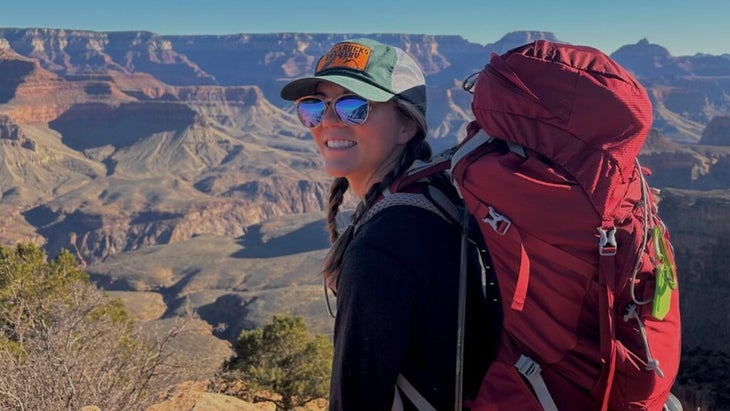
[4,28,729,144]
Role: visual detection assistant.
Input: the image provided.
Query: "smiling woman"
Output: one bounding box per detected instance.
[279,37,499,411]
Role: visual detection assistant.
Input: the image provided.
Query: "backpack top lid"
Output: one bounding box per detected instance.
[470,40,653,217]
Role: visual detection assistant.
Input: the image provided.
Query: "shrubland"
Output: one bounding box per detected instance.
[0,242,333,411]
[0,243,201,410]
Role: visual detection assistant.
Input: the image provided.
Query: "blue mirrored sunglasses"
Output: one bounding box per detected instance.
[295,94,371,128]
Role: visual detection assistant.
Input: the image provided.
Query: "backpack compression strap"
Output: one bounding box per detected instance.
[515,355,559,411]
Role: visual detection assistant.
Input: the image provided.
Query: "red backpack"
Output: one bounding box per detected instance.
[390,40,681,410]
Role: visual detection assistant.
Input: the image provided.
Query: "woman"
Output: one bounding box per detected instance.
[280,38,498,410]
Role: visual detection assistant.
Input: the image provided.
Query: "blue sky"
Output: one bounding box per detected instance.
[1,0,727,56]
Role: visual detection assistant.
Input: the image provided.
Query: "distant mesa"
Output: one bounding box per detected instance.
[699,116,730,146]
[49,102,197,150]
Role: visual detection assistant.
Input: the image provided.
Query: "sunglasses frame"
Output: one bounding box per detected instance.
[295,94,372,128]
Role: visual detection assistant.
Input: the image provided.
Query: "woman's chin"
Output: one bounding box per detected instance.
[324,163,353,179]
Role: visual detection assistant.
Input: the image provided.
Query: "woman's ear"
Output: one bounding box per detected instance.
[398,116,418,144]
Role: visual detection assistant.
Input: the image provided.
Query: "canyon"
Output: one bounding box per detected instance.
[0,29,728,387]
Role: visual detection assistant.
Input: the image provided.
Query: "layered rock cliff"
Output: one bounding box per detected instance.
[0,44,328,265]
[4,28,730,143]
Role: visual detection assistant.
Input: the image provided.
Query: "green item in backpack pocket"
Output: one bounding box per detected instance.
[652,226,677,321]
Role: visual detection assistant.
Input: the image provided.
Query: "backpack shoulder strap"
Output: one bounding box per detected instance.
[357,180,472,411]
[355,185,459,233]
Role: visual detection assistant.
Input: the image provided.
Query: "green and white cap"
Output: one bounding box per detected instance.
[280,38,426,116]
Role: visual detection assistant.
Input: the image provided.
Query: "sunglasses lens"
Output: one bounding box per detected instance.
[297,98,326,128]
[295,95,370,128]
[335,96,369,126]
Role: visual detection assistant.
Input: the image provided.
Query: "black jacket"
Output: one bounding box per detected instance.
[328,202,499,410]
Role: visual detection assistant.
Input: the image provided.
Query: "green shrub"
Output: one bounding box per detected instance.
[223,314,333,410]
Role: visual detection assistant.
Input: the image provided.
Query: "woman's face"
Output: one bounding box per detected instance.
[309,82,416,198]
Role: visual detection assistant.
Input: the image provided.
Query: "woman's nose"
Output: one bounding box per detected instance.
[319,102,343,127]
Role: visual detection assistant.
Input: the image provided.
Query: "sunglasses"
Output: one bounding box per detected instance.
[295,94,371,128]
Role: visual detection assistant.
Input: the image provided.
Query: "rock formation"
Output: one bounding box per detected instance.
[699,116,730,146]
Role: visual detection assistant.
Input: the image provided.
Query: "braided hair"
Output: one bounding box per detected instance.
[321,98,433,290]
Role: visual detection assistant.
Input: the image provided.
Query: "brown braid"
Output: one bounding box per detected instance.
[322,99,431,290]
[325,177,350,244]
